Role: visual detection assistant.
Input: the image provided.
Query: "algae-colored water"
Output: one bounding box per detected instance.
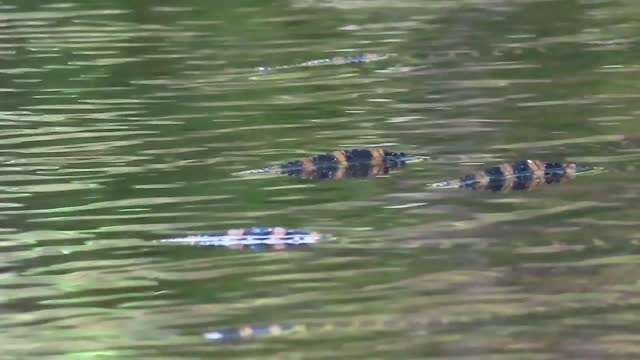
[2,0,640,358]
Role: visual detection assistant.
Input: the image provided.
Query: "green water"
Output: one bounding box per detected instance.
[2,0,640,358]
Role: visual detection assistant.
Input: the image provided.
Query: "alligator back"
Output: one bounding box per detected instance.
[234,148,420,179]
[427,160,596,192]
[161,227,322,250]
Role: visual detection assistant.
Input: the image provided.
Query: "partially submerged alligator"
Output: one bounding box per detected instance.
[161,227,322,250]
[427,160,596,192]
[205,319,413,341]
[205,323,298,341]
[203,313,494,342]
[256,53,393,72]
[234,148,421,180]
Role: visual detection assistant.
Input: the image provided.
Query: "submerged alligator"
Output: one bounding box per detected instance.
[256,53,393,72]
[203,313,495,342]
[234,148,421,180]
[205,319,418,341]
[161,227,322,250]
[427,160,597,192]
[205,322,298,341]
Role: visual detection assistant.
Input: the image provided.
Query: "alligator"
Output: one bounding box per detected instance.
[161,227,322,250]
[256,53,393,72]
[233,148,421,180]
[427,160,597,192]
[205,319,428,341]
[205,323,298,341]
[203,312,501,342]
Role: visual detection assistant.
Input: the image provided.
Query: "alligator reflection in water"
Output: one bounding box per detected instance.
[161,227,322,250]
[234,148,420,180]
[256,53,393,72]
[427,160,597,192]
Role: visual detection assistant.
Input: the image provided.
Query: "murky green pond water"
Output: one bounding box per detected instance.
[2,0,640,358]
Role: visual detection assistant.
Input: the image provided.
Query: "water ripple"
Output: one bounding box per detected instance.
[2,0,640,359]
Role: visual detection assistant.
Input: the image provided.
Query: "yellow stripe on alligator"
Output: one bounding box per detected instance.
[238,326,254,338]
[370,148,386,162]
[333,150,348,164]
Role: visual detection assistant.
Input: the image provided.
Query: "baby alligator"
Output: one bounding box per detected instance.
[205,320,399,341]
[204,314,483,342]
[234,148,419,180]
[161,227,322,250]
[205,323,298,341]
[427,160,595,192]
[256,53,392,72]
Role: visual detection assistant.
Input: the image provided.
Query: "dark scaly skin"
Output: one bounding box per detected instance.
[428,160,595,192]
[234,148,418,179]
[161,227,322,250]
[281,162,394,180]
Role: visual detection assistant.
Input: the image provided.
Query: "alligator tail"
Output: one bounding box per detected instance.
[575,165,603,174]
[232,166,280,176]
[426,179,462,189]
[399,154,428,163]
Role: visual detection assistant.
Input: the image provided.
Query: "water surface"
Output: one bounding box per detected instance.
[2,0,640,359]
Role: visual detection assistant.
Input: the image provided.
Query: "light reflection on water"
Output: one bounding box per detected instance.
[1,0,640,358]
